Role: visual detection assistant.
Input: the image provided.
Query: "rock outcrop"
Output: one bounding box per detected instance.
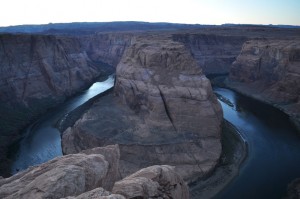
[228,39,300,129]
[112,165,189,199]
[62,37,223,183]
[0,144,188,199]
[0,144,120,199]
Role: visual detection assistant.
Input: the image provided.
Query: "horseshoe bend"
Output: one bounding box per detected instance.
[0,23,299,199]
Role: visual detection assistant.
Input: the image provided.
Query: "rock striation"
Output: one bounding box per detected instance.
[173,33,247,74]
[228,39,300,129]
[62,37,223,183]
[0,144,188,199]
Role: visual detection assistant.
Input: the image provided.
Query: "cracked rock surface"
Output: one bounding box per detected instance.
[0,145,188,199]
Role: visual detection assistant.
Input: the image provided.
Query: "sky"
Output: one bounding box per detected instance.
[0,0,299,27]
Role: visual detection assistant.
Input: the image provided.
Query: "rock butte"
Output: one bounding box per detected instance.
[62,36,223,182]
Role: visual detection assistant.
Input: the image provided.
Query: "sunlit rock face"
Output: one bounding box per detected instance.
[228,39,300,129]
[62,36,223,183]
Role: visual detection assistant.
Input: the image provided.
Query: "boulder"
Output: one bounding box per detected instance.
[0,145,119,199]
[112,165,189,199]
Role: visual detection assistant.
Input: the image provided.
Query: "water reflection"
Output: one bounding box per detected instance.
[214,87,300,199]
[11,75,115,174]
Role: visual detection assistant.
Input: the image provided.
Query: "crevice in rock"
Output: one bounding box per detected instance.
[157,86,177,131]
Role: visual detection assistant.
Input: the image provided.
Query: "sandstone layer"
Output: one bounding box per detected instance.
[0,144,189,199]
[228,39,300,130]
[62,37,223,183]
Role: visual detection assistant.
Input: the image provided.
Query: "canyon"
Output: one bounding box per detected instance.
[0,23,299,198]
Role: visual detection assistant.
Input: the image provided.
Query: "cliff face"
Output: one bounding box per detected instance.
[228,39,300,128]
[62,36,223,183]
[0,33,131,176]
[80,33,132,67]
[173,33,247,74]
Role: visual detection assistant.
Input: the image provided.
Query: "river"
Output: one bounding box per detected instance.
[8,78,300,198]
[214,87,300,199]
[10,75,115,174]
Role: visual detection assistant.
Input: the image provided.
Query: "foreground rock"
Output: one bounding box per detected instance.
[63,188,125,199]
[0,144,188,199]
[0,145,120,199]
[112,165,189,198]
[228,39,300,130]
[62,37,223,183]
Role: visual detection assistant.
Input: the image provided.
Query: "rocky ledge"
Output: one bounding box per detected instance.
[0,145,188,199]
[228,39,300,130]
[62,36,223,183]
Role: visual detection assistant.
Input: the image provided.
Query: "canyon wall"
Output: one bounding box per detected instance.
[172,33,247,74]
[0,33,131,176]
[228,39,300,129]
[62,36,223,183]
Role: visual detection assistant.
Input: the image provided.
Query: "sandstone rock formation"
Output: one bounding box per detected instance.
[0,144,120,199]
[0,144,188,199]
[112,165,189,199]
[62,37,223,183]
[228,39,300,129]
